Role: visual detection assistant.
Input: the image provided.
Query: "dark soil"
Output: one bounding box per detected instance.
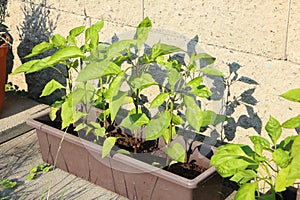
[106,123,158,153]
[163,160,207,179]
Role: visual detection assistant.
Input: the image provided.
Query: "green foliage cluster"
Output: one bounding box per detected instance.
[26,163,51,181]
[12,18,226,164]
[0,179,17,189]
[211,88,300,200]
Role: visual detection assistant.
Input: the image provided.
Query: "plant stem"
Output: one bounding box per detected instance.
[168,96,175,145]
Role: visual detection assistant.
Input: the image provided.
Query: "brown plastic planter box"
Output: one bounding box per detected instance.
[27,110,223,200]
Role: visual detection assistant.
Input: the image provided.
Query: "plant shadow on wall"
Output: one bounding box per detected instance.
[17,0,64,105]
[0,0,14,81]
[220,62,262,142]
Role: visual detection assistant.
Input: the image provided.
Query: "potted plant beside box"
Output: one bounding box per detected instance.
[211,88,300,200]
[12,18,227,199]
[0,23,11,111]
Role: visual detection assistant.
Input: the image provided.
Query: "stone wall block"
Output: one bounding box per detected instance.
[85,0,143,26]
[145,0,288,60]
[287,0,300,63]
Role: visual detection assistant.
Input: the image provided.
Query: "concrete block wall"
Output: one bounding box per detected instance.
[5,0,300,142]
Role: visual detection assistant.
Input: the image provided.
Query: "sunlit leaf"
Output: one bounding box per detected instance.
[282,115,300,129]
[162,126,176,144]
[85,21,104,49]
[120,109,149,131]
[199,66,224,76]
[249,136,270,155]
[183,95,203,131]
[234,182,258,200]
[136,17,152,49]
[110,91,131,122]
[151,41,183,59]
[275,165,295,192]
[146,111,171,140]
[49,107,60,121]
[265,116,282,146]
[102,137,117,158]
[202,110,228,126]
[280,88,300,103]
[190,52,216,65]
[167,69,181,92]
[272,148,290,168]
[150,92,169,108]
[24,41,53,58]
[47,46,85,66]
[106,40,136,59]
[76,60,121,82]
[129,73,156,90]
[230,170,257,185]
[74,123,87,132]
[51,34,66,47]
[166,143,186,163]
[40,79,65,97]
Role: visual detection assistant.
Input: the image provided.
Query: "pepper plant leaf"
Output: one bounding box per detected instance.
[278,136,296,151]
[110,91,132,122]
[106,72,126,99]
[85,20,104,49]
[202,110,228,127]
[76,60,121,82]
[74,123,87,132]
[49,107,60,121]
[291,134,300,158]
[275,165,295,192]
[183,95,203,131]
[166,143,186,163]
[151,41,183,59]
[102,137,117,158]
[146,111,171,140]
[230,170,257,185]
[129,72,156,91]
[136,17,152,49]
[167,69,181,92]
[24,41,53,58]
[265,116,282,146]
[150,92,169,108]
[11,60,39,75]
[199,66,224,76]
[190,52,216,65]
[162,126,176,144]
[211,144,258,177]
[282,115,300,129]
[51,34,67,47]
[40,79,65,97]
[249,136,270,155]
[272,148,290,168]
[61,94,76,129]
[234,182,258,200]
[106,40,136,59]
[120,108,149,131]
[47,46,86,66]
[280,88,300,103]
[69,25,85,38]
[286,134,300,179]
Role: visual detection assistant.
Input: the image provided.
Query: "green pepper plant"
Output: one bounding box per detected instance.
[211,88,300,200]
[74,17,227,162]
[12,18,226,167]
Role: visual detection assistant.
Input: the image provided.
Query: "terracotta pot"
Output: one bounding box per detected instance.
[27,110,223,200]
[0,35,9,111]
